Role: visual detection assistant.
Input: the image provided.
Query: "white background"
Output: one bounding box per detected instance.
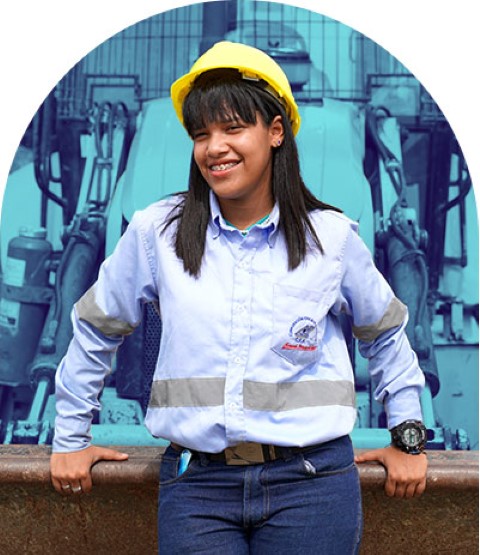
[0,0,478,214]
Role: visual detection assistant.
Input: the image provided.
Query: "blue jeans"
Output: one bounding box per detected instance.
[158,436,362,554]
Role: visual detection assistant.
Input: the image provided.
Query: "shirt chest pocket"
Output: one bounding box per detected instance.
[270,284,326,368]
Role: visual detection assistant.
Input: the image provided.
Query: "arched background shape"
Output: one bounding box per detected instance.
[0,0,477,450]
[1,1,479,204]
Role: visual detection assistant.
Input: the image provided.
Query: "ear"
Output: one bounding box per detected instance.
[269,115,285,148]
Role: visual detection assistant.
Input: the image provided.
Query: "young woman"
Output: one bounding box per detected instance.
[51,42,428,554]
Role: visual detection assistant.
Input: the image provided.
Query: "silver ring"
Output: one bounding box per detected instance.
[61,484,72,490]
[71,486,82,494]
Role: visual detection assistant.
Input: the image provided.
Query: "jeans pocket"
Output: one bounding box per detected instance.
[299,436,355,478]
[301,457,355,478]
[159,445,180,485]
[159,446,199,486]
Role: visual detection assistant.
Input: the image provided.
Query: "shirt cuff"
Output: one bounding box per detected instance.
[52,415,92,453]
[384,388,423,430]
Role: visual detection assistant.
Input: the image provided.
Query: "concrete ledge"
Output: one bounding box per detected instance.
[0,446,477,554]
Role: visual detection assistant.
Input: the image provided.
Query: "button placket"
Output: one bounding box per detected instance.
[224,253,254,443]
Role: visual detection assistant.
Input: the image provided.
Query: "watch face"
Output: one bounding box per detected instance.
[401,425,423,447]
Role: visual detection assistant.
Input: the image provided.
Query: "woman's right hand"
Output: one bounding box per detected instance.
[50,445,129,495]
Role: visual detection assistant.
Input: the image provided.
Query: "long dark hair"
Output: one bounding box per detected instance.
[163,69,341,277]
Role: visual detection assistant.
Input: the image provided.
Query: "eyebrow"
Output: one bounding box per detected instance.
[193,113,243,131]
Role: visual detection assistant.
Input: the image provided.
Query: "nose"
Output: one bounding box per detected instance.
[206,131,229,157]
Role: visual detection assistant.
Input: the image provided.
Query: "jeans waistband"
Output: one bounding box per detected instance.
[170,439,341,466]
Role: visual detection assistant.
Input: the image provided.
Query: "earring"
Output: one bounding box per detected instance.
[276,140,282,147]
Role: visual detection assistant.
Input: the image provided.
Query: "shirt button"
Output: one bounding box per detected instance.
[228,402,236,412]
[234,356,242,364]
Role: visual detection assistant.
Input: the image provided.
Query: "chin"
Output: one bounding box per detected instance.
[209,185,243,200]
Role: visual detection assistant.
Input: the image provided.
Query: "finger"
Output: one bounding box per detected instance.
[384,475,396,497]
[93,447,129,463]
[60,483,74,496]
[80,472,93,494]
[51,476,65,495]
[355,449,383,463]
[414,478,427,497]
[404,481,417,499]
[394,481,408,499]
[70,481,83,495]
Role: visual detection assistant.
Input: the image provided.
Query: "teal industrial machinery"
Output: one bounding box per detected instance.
[0,13,477,450]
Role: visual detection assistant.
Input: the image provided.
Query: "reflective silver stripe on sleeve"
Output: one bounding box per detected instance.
[75,286,136,337]
[352,296,407,343]
[244,379,356,411]
[148,377,355,411]
[149,378,226,407]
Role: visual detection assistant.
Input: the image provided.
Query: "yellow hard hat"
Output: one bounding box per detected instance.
[171,41,301,135]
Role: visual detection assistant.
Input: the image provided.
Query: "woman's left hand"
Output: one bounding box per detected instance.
[355,445,428,499]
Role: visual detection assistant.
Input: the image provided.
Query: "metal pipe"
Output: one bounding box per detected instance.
[27,377,51,423]
[420,384,436,430]
[0,446,476,554]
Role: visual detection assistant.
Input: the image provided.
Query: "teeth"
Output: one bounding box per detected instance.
[211,162,237,171]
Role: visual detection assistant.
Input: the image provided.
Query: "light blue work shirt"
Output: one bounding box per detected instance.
[53,192,425,453]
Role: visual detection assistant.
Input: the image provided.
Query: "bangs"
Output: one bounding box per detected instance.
[182,69,274,136]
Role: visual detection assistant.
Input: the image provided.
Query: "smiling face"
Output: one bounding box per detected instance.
[182,70,287,227]
[192,113,283,219]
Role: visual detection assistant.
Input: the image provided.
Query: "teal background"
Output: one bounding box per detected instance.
[0,1,477,449]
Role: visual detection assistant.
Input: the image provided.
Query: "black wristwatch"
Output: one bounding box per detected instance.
[390,420,427,454]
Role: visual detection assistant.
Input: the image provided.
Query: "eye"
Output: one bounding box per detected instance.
[192,130,207,140]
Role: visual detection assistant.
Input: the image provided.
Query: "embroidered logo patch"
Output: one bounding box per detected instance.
[281,316,318,352]
[270,316,324,368]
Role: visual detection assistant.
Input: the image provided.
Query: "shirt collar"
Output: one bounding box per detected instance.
[209,191,223,239]
[209,190,279,247]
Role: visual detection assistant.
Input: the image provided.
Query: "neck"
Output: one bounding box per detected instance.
[218,194,273,231]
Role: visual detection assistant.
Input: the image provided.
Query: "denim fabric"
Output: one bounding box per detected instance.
[157,436,362,554]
